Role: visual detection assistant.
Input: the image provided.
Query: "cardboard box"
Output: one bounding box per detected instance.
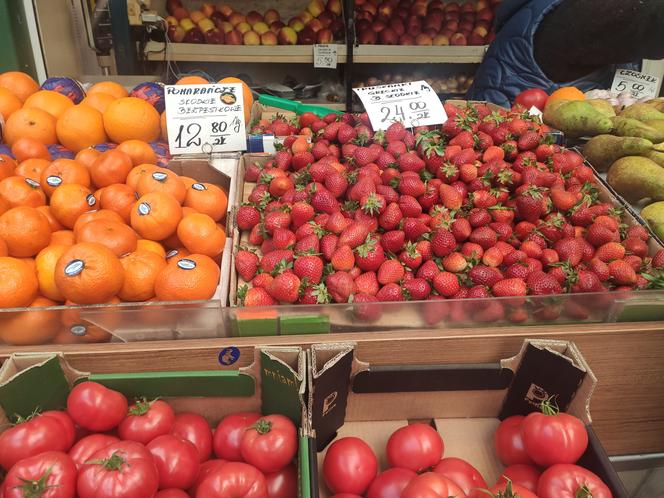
[305,339,628,498]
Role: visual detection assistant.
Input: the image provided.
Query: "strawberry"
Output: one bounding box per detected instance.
[353,147,374,167]
[431,229,457,257]
[432,271,460,297]
[595,241,626,262]
[266,272,300,303]
[608,260,637,285]
[386,140,407,158]
[468,208,492,228]
[311,188,339,214]
[272,150,293,170]
[299,284,330,304]
[439,183,463,210]
[461,242,484,259]
[235,250,259,281]
[386,122,407,142]
[337,123,357,144]
[376,184,399,203]
[517,131,540,151]
[377,259,405,284]
[449,130,475,149]
[376,151,398,170]
[520,240,543,259]
[320,233,338,261]
[624,254,643,271]
[573,269,603,293]
[331,245,355,271]
[626,225,649,241]
[264,210,291,234]
[381,230,406,253]
[467,285,491,298]
[403,217,430,241]
[403,278,431,300]
[398,174,426,197]
[325,271,355,303]
[352,293,382,321]
[399,242,423,270]
[259,250,294,274]
[292,151,314,171]
[399,195,423,218]
[290,202,314,229]
[398,151,425,172]
[442,252,468,272]
[505,263,530,280]
[236,205,261,231]
[492,278,527,297]
[535,143,555,161]
[360,192,386,216]
[241,286,278,307]
[553,237,584,266]
[322,121,342,142]
[417,259,441,281]
[378,202,403,231]
[623,237,649,258]
[272,228,297,250]
[528,272,562,295]
[469,226,498,250]
[451,218,472,241]
[338,221,371,248]
[550,189,578,212]
[354,271,380,295]
[348,176,376,202]
[469,265,503,287]
[323,173,348,199]
[294,255,324,284]
[248,224,264,246]
[482,246,504,267]
[516,186,546,223]
[588,258,610,281]
[376,283,405,301]
[541,248,560,266]
[653,249,664,268]
[586,223,618,248]
[452,148,478,167]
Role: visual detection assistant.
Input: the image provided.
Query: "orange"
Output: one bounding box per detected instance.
[15,158,50,182]
[160,111,168,141]
[89,149,133,188]
[154,254,220,301]
[49,183,96,228]
[0,87,22,120]
[117,140,157,166]
[0,257,39,308]
[0,155,17,181]
[0,235,7,256]
[0,206,51,257]
[177,213,226,257]
[184,182,228,221]
[546,86,585,107]
[136,169,186,204]
[24,90,74,119]
[56,104,108,152]
[218,76,253,122]
[162,230,184,250]
[77,219,138,257]
[176,76,209,85]
[74,209,124,236]
[51,230,75,246]
[0,197,8,218]
[130,192,182,241]
[99,183,137,223]
[103,97,160,143]
[126,164,159,191]
[165,247,190,263]
[75,148,102,169]
[0,71,39,102]
[137,239,166,258]
[4,107,57,146]
[118,250,167,301]
[11,137,52,162]
[40,158,91,197]
[37,205,64,231]
[0,296,61,346]
[80,92,116,113]
[21,257,36,274]
[54,242,124,304]
[182,206,197,217]
[35,244,69,301]
[57,297,116,344]
[87,81,128,100]
[180,176,197,189]
[0,176,46,207]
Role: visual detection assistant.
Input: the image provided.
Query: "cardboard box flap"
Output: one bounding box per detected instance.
[260,346,305,425]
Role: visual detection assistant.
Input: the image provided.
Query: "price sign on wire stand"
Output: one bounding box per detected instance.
[353,81,447,131]
[164,83,247,155]
[314,44,337,69]
[611,69,660,100]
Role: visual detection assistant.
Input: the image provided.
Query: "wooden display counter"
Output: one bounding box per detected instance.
[1,321,662,456]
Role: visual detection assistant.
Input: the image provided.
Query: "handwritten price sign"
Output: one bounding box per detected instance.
[314,44,337,69]
[353,81,447,131]
[611,69,660,100]
[164,83,247,155]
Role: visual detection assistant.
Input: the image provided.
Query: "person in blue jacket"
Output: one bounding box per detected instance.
[466,0,664,107]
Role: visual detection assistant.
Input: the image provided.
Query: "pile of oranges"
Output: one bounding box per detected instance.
[0,71,230,346]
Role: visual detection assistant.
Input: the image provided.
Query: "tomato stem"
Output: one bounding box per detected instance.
[15,468,55,498]
[250,419,273,434]
[128,397,155,416]
[87,452,127,471]
[575,485,594,498]
[540,395,560,416]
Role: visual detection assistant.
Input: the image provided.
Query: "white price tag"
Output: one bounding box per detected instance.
[528,105,543,117]
[353,81,447,131]
[611,69,660,100]
[164,83,247,155]
[314,44,337,69]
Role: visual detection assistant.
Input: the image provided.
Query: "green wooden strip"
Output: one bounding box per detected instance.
[299,435,312,498]
[280,315,330,335]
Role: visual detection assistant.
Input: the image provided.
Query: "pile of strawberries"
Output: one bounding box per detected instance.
[234,102,664,323]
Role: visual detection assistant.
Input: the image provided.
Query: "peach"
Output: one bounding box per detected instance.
[317,28,333,43]
[264,9,280,24]
[217,4,234,17]
[201,3,216,17]
[308,18,324,32]
[278,26,298,44]
[432,34,449,45]
[190,10,205,23]
[327,0,342,16]
[450,32,467,45]
[261,31,278,45]
[307,0,325,17]
[220,21,234,33]
[165,16,178,26]
[198,18,215,32]
[180,18,196,31]
[225,29,243,44]
[270,21,285,33]
[167,24,185,42]
[243,30,260,45]
[415,33,433,45]
[172,7,189,21]
[236,22,252,34]
[288,18,305,32]
[228,12,246,26]
[246,10,263,25]
[253,22,269,34]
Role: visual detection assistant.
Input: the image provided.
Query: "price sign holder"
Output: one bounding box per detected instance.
[314,44,337,69]
[353,81,447,131]
[611,69,660,100]
[164,83,247,155]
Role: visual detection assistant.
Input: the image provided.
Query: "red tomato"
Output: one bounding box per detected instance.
[195,462,267,498]
[514,89,549,111]
[67,381,128,432]
[521,408,588,467]
[213,412,261,461]
[0,412,74,470]
[322,437,378,495]
[171,412,213,462]
[77,441,159,498]
[494,416,533,466]
[433,457,487,496]
[402,472,467,498]
[330,495,362,498]
[42,411,76,448]
[538,464,612,498]
[147,434,200,490]
[190,459,228,497]
[386,423,444,472]
[118,399,175,444]
[266,463,298,498]
[3,451,76,498]
[496,464,541,493]
[489,481,538,498]
[366,468,417,498]
[240,414,298,473]
[156,490,189,498]
[68,434,120,470]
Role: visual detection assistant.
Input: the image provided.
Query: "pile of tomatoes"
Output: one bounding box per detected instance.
[0,381,298,498]
[322,401,613,498]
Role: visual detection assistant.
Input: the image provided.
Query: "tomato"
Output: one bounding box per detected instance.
[537,464,612,498]
[330,495,362,498]
[67,381,128,432]
[195,462,267,498]
[402,472,467,498]
[240,414,298,473]
[77,441,159,498]
[366,468,417,498]
[213,412,261,461]
[190,459,228,497]
[147,434,200,490]
[322,437,378,495]
[521,404,588,467]
[433,457,487,496]
[3,451,76,498]
[156,490,189,498]
[118,399,175,445]
[0,412,74,470]
[69,433,120,470]
[489,481,538,498]
[494,416,533,466]
[386,423,444,472]
[265,463,298,498]
[41,411,76,448]
[171,412,213,462]
[496,464,541,493]
[514,89,549,111]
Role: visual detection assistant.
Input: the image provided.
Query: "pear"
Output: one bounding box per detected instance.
[586,99,616,117]
[644,99,664,113]
[642,120,664,135]
[544,101,613,138]
[582,135,653,172]
[607,156,664,203]
[645,150,664,167]
[620,103,664,121]
[640,202,664,240]
[611,116,664,142]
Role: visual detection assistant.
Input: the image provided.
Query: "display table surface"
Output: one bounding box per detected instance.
[1,321,662,456]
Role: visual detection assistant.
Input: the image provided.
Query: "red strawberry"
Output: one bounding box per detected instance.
[505,263,530,280]
[623,237,648,258]
[325,271,355,303]
[311,188,339,214]
[626,225,649,241]
[403,278,431,300]
[431,229,457,257]
[290,202,314,229]
[468,208,491,228]
[573,269,603,293]
[264,210,291,234]
[399,195,423,218]
[550,189,578,212]
[588,258,610,281]
[376,283,405,301]
[517,131,540,151]
[241,286,278,307]
[324,173,349,198]
[331,245,355,271]
[586,223,619,247]
[376,184,399,204]
[398,174,426,197]
[292,151,314,171]
[439,184,463,210]
[386,141,407,158]
[553,237,584,266]
[377,259,405,284]
[653,249,664,268]
[528,272,562,295]
[381,230,406,253]
[338,221,371,248]
[482,246,504,267]
[398,152,425,172]
[237,205,261,231]
[294,255,324,284]
[356,237,385,272]
[354,271,380,295]
[248,224,264,246]
[469,265,503,287]
[451,148,478,167]
[469,226,498,250]
[516,186,546,223]
[337,123,357,144]
[259,250,294,274]
[322,121,342,142]
[360,192,386,215]
[235,250,259,281]
[462,242,484,259]
[608,260,637,285]
[442,252,468,272]
[320,233,339,261]
[417,259,441,281]
[449,130,475,149]
[266,272,300,303]
[535,143,555,162]
[378,203,403,231]
[595,241,626,262]
[403,217,430,241]
[492,278,527,297]
[348,177,376,202]
[451,218,472,241]
[432,271,460,297]
[273,150,293,170]
[386,122,407,142]
[624,254,643,271]
[272,228,297,250]
[399,242,423,270]
[352,293,382,321]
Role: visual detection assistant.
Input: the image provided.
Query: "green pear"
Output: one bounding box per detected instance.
[607,156,664,203]
[585,99,616,117]
[582,135,653,172]
[544,101,613,138]
[645,150,664,167]
[620,103,664,121]
[640,202,664,240]
[611,116,664,142]
[642,120,664,135]
[644,99,664,113]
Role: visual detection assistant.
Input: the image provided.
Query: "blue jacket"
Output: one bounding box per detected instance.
[466,0,618,107]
